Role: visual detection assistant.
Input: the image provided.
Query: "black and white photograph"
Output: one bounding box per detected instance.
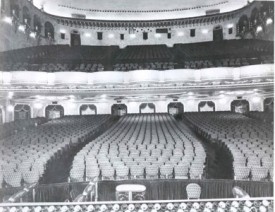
[0,0,274,211]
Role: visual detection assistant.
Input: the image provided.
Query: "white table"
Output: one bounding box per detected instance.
[116,184,146,201]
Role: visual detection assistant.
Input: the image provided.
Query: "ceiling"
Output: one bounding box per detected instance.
[33,0,248,21]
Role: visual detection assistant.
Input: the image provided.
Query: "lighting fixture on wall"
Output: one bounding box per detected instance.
[3,16,12,24]
[7,105,14,112]
[129,34,136,39]
[84,33,91,37]
[266,18,273,25]
[154,33,161,38]
[177,32,184,36]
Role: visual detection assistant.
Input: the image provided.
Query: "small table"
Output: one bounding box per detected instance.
[116,184,146,201]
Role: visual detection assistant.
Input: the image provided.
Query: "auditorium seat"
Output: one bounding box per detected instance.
[0,116,110,187]
[234,167,250,181]
[184,112,273,181]
[0,118,47,140]
[251,167,269,181]
[130,165,145,179]
[186,183,201,199]
[115,166,129,180]
[246,111,274,124]
[174,164,189,179]
[70,114,206,181]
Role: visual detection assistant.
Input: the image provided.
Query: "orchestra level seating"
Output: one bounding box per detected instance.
[70,114,206,182]
[183,112,273,182]
[0,115,111,188]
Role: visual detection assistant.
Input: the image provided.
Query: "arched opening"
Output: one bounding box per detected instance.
[250,8,260,29]
[139,103,156,114]
[237,15,249,36]
[231,100,250,113]
[23,6,31,26]
[14,104,31,120]
[264,98,274,112]
[45,21,55,39]
[80,104,97,115]
[33,15,42,34]
[45,105,64,119]
[213,25,223,41]
[111,104,127,116]
[10,0,19,18]
[168,102,184,115]
[70,30,81,46]
[198,101,215,112]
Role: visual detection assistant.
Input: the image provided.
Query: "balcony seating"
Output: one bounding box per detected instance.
[115,45,174,61]
[113,62,175,71]
[0,115,110,187]
[183,58,255,69]
[0,62,105,72]
[71,114,206,181]
[0,40,272,72]
[184,112,273,181]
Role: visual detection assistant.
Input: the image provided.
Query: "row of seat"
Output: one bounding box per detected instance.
[115,45,174,60]
[70,114,206,182]
[184,58,251,69]
[0,115,110,188]
[0,63,104,72]
[245,111,274,124]
[0,118,47,140]
[175,40,273,59]
[113,62,175,71]
[184,112,273,181]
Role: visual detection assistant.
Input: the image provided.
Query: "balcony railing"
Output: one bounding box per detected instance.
[0,197,273,212]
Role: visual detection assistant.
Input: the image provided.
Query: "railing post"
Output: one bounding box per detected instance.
[32,188,36,202]
[95,182,98,202]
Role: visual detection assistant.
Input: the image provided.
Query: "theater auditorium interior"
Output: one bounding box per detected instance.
[0,0,274,211]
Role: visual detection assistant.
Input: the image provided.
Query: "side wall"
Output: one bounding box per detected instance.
[0,0,272,51]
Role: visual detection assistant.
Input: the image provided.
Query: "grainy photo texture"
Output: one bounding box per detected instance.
[0,0,273,211]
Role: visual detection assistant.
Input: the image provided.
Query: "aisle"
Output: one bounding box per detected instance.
[180,117,234,179]
[42,117,119,184]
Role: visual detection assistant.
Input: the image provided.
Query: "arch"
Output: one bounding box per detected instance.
[33,14,42,33]
[80,104,97,115]
[14,104,31,120]
[264,98,274,112]
[250,8,260,27]
[111,104,127,116]
[45,21,55,39]
[23,6,31,26]
[139,103,156,114]
[231,100,250,113]
[10,0,19,18]
[70,30,81,46]
[45,105,64,119]
[260,2,274,20]
[168,102,184,115]
[213,25,223,41]
[237,15,249,35]
[198,101,215,112]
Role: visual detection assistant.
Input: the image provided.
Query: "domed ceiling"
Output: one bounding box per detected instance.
[33,0,248,20]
